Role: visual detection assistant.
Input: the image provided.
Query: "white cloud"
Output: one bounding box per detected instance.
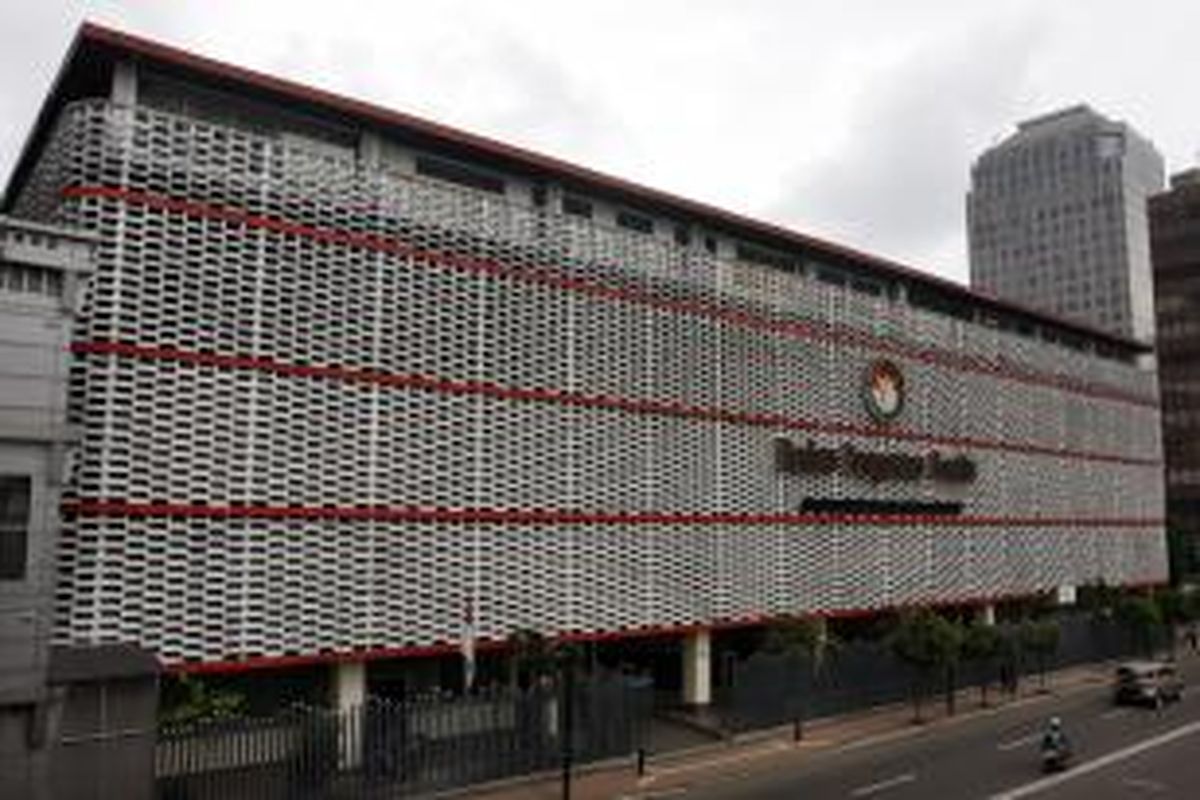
[3,0,1200,284]
[767,15,1045,282]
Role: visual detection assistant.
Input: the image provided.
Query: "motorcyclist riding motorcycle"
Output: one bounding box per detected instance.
[1040,717,1072,772]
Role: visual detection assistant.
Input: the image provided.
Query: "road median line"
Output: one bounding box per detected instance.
[997,732,1041,752]
[991,718,1200,799]
[850,772,917,797]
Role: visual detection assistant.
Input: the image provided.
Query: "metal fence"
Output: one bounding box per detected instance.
[718,615,1169,733]
[156,675,651,799]
[721,644,918,733]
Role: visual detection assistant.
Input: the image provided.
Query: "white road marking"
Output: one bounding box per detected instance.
[640,739,788,781]
[1101,707,1131,720]
[618,789,688,800]
[1122,777,1167,793]
[850,772,917,797]
[991,718,1200,799]
[997,733,1042,751]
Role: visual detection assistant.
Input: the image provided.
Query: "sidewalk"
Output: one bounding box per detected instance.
[453,662,1118,800]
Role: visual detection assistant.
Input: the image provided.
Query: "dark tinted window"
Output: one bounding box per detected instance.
[0,262,62,297]
[815,268,847,287]
[735,243,797,272]
[0,476,31,581]
[562,196,593,218]
[616,211,653,234]
[415,157,505,194]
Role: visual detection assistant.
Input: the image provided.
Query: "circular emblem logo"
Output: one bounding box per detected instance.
[862,360,905,423]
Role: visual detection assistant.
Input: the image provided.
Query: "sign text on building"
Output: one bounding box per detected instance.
[774,438,978,485]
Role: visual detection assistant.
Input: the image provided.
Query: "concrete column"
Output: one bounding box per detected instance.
[111,60,137,107]
[358,131,383,170]
[977,603,997,626]
[682,629,712,707]
[329,662,366,768]
[330,660,366,710]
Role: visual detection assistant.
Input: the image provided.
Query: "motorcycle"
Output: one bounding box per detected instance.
[1040,739,1072,773]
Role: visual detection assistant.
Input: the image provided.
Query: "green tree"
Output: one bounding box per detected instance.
[1156,588,1190,657]
[763,616,833,666]
[1167,529,1197,585]
[508,627,559,690]
[890,609,963,723]
[762,616,835,726]
[159,675,246,727]
[1018,620,1060,692]
[961,621,1004,707]
[1077,579,1122,622]
[1117,596,1164,658]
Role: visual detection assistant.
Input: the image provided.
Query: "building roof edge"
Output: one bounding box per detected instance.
[2,21,1153,355]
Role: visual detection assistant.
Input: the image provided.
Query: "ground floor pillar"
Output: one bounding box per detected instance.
[330,660,367,710]
[977,603,996,626]
[682,629,712,707]
[329,661,366,767]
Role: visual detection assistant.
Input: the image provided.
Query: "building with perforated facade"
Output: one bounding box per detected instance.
[0,25,1168,703]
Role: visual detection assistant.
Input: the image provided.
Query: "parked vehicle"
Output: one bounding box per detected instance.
[1113,661,1183,707]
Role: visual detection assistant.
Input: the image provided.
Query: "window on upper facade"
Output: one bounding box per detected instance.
[735,242,797,272]
[415,156,506,195]
[0,476,31,581]
[0,261,62,297]
[850,278,883,296]
[616,210,654,235]
[562,195,593,219]
[815,267,847,287]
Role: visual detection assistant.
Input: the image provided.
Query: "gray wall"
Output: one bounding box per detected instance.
[0,217,94,799]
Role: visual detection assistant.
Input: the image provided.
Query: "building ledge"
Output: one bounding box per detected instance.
[49,644,161,684]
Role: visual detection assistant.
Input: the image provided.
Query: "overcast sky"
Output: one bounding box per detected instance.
[2,1,1198,284]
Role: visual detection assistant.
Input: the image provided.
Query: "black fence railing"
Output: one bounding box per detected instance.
[719,644,918,733]
[157,675,651,800]
[155,617,1173,796]
[717,615,1171,733]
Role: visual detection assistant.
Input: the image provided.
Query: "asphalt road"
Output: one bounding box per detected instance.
[682,658,1200,800]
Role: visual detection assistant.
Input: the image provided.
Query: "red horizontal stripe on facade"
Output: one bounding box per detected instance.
[166,582,1165,674]
[62,499,1163,529]
[60,185,1157,409]
[70,339,1160,468]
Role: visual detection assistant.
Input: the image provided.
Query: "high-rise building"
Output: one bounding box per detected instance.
[1151,168,1200,577]
[968,105,1164,341]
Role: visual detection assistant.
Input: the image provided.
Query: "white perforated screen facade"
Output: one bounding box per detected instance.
[13,96,1166,668]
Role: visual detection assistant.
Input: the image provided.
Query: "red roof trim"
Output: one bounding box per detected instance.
[56,22,1150,354]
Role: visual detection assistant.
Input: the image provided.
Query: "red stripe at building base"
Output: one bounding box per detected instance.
[164,581,1167,675]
